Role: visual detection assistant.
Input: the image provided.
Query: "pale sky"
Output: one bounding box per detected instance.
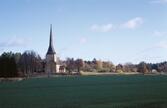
[0,0,167,64]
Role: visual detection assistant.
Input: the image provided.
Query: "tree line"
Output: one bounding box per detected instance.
[0,51,167,77]
[65,58,167,74]
[0,51,43,78]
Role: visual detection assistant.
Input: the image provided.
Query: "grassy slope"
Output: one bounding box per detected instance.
[0,75,167,108]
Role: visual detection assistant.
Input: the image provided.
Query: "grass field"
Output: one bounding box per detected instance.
[0,75,167,108]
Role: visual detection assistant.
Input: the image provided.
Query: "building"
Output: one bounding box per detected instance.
[45,25,61,75]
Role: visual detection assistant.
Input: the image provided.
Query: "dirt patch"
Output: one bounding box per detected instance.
[0,78,24,82]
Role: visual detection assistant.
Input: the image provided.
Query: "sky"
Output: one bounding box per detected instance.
[0,0,167,64]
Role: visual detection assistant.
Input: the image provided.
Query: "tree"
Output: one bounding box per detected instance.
[92,58,103,71]
[116,64,124,73]
[96,60,103,70]
[137,62,148,74]
[66,58,75,74]
[75,59,84,73]
[0,52,18,77]
[82,61,94,72]
[19,50,42,77]
[156,62,167,73]
[102,61,115,72]
[124,62,137,72]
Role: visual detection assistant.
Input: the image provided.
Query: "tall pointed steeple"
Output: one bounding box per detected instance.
[47,24,56,54]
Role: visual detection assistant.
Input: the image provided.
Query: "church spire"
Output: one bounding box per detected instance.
[47,24,56,54]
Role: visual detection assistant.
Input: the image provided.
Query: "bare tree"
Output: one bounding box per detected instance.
[66,58,75,74]
[19,50,42,77]
[75,59,84,73]
[137,62,149,74]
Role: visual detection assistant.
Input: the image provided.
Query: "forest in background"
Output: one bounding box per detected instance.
[0,51,167,77]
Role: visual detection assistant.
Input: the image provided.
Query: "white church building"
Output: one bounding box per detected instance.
[45,25,65,75]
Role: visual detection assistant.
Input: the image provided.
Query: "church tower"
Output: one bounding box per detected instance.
[45,24,59,75]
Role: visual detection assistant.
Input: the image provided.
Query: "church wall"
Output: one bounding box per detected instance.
[45,54,58,74]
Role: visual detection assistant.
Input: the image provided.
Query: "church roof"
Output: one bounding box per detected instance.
[47,24,56,54]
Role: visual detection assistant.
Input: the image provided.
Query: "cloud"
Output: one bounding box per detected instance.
[0,36,30,48]
[134,41,167,56]
[153,31,167,37]
[90,24,113,32]
[79,37,87,44]
[90,17,143,32]
[122,17,143,29]
[150,0,167,4]
[156,41,167,49]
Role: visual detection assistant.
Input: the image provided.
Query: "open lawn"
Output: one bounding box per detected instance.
[0,75,167,108]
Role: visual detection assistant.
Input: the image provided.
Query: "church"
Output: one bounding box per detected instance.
[45,25,65,75]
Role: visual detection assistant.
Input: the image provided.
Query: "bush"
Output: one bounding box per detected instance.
[116,69,124,74]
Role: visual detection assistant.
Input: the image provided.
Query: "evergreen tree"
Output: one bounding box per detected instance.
[0,52,18,77]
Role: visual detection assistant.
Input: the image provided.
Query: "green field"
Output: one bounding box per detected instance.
[0,75,167,108]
